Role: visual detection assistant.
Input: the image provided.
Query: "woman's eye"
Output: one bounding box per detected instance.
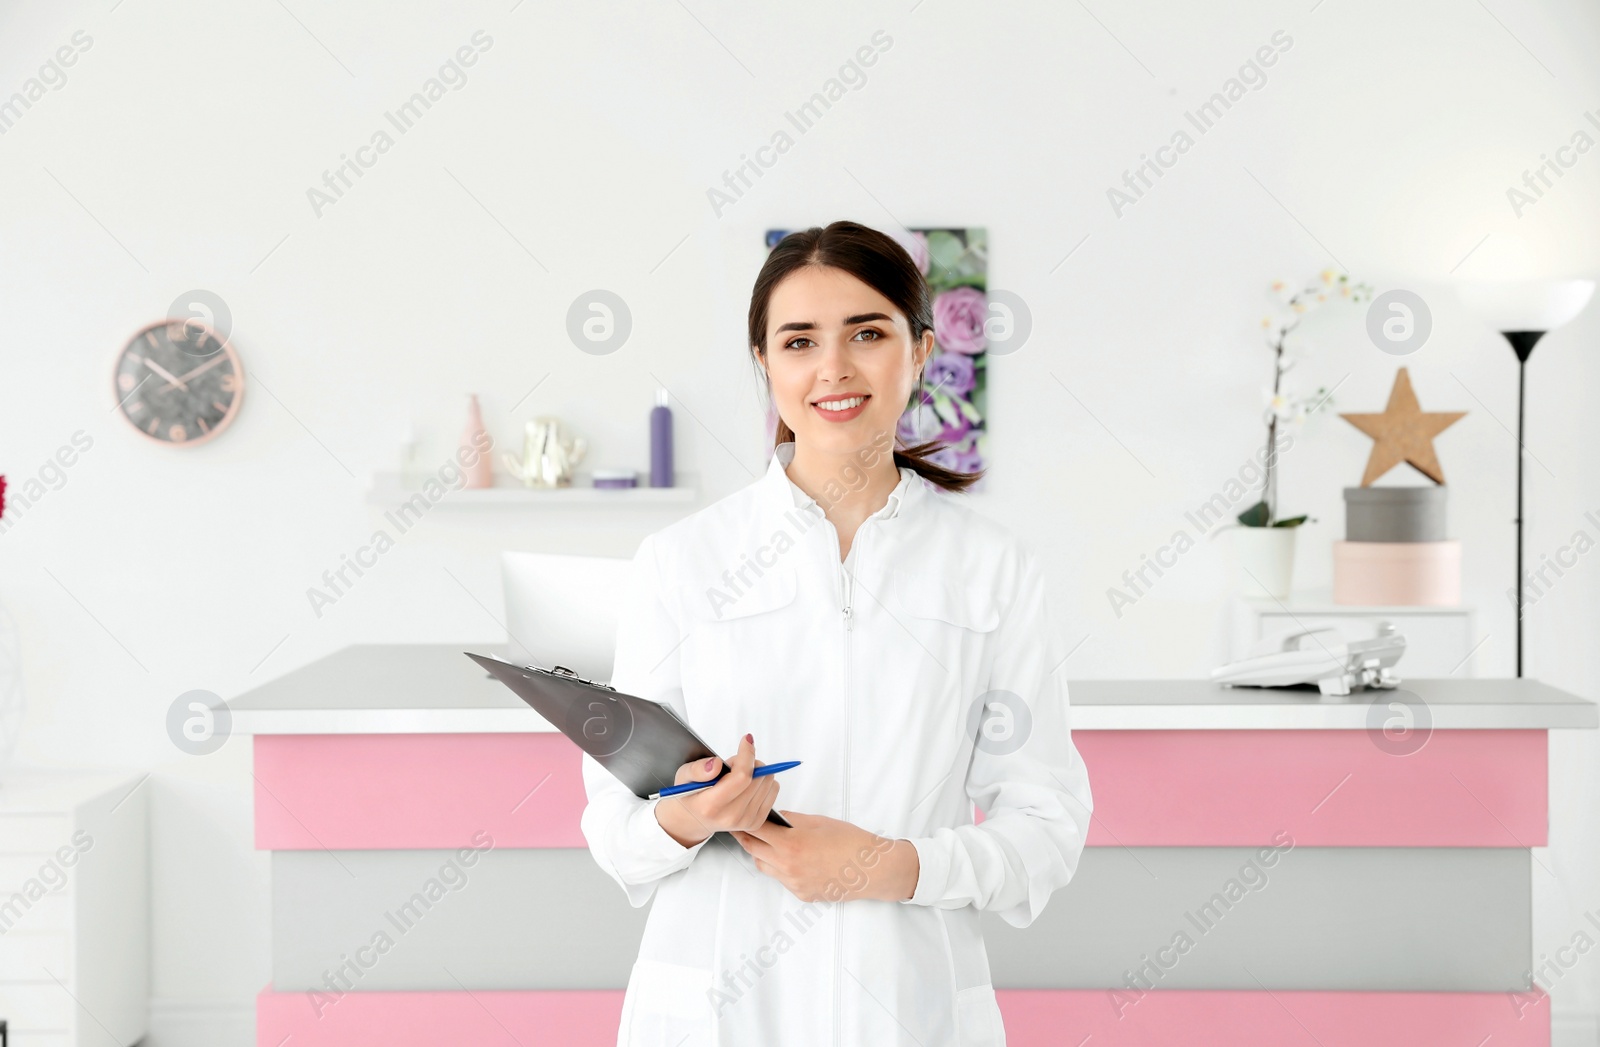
[782,329,881,349]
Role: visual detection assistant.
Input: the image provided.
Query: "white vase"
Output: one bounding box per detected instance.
[1230,526,1298,599]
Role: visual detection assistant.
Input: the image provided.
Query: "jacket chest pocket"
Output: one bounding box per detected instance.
[679,566,799,628]
[675,568,800,723]
[889,572,1001,632]
[888,570,1000,675]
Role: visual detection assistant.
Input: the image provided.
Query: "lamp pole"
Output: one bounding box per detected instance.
[1458,279,1595,679]
[1503,329,1546,679]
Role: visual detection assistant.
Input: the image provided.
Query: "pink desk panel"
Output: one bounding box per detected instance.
[258,985,1550,1046]
[254,729,1547,850]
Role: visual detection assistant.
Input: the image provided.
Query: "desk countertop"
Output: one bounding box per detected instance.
[228,643,1600,734]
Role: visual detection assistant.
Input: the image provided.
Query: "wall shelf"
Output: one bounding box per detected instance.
[365,471,699,508]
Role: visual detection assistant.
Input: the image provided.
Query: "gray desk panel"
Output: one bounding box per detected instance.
[984,845,1530,990]
[273,848,648,992]
[272,846,1529,992]
[231,644,1600,733]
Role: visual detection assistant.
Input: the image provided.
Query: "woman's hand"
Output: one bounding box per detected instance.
[731,812,920,903]
[655,733,779,848]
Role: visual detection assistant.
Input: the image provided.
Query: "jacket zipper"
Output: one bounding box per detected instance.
[833,521,863,1047]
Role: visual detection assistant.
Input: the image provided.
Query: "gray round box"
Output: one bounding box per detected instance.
[1343,485,1447,542]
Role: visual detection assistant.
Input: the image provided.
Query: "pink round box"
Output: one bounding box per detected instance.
[1332,539,1461,605]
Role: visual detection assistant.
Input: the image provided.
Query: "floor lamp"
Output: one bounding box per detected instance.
[1456,279,1596,677]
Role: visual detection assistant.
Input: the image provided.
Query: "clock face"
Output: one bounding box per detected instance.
[113,319,243,445]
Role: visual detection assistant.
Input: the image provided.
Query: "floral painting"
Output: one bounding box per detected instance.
[763,227,988,486]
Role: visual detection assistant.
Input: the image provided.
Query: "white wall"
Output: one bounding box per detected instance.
[0,0,1597,1042]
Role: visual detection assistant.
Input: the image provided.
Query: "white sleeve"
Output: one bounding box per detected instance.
[578,532,712,908]
[898,548,1093,928]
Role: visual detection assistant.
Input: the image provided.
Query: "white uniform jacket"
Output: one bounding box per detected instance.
[580,441,1093,1046]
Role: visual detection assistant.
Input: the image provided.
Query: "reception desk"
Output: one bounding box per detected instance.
[232,644,1598,1046]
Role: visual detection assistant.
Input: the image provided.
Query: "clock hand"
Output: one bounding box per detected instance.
[142,357,190,392]
[160,352,227,391]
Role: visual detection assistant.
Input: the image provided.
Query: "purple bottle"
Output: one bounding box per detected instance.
[650,389,674,488]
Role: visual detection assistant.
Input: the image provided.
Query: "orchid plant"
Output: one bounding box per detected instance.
[1238,269,1373,528]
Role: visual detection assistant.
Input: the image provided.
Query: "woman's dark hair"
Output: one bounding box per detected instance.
[748,220,983,494]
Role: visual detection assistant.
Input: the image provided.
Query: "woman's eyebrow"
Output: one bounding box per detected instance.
[773,311,892,334]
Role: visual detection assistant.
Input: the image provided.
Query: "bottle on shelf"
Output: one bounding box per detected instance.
[461,394,494,489]
[650,389,674,488]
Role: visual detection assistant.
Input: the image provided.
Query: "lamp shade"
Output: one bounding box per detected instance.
[1456,279,1595,332]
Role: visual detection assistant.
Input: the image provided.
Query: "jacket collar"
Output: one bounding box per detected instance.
[760,441,924,525]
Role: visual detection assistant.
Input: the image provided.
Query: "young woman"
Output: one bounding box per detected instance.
[580,220,1093,1046]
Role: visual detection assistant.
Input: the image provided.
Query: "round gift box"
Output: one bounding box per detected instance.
[1343,485,1447,542]
[1333,539,1461,606]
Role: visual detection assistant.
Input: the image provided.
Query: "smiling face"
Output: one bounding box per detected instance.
[755,264,933,458]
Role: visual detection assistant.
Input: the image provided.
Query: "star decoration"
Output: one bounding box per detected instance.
[1340,368,1465,486]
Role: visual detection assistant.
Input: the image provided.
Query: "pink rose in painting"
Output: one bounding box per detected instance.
[924,350,976,398]
[888,228,930,275]
[933,287,987,354]
[906,231,930,276]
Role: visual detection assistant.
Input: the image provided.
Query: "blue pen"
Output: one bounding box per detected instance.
[651,760,801,799]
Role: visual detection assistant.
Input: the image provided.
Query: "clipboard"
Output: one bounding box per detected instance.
[466,651,793,829]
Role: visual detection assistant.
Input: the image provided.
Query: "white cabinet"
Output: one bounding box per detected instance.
[1228,590,1480,677]
[0,771,148,1047]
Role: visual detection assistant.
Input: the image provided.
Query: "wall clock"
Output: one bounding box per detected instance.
[112,319,244,445]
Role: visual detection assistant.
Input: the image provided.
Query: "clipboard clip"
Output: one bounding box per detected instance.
[538,664,618,692]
